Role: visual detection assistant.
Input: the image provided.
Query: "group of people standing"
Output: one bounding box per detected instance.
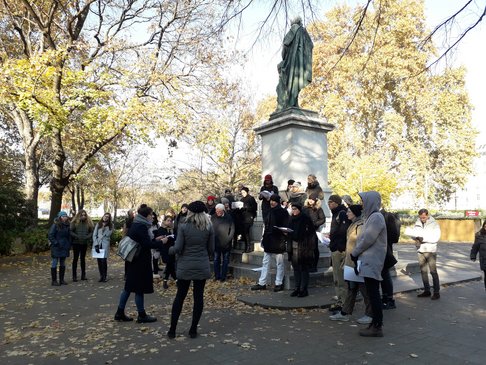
[113,201,215,339]
[48,210,113,286]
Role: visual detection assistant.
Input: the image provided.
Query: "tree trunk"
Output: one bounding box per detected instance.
[70,187,77,213]
[48,131,70,224]
[11,109,40,227]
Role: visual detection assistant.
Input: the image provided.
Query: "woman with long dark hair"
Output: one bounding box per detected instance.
[167,201,214,339]
[92,213,113,282]
[70,209,94,281]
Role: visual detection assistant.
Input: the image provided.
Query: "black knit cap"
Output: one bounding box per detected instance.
[270,194,281,203]
[348,204,363,217]
[188,201,207,213]
[292,203,302,212]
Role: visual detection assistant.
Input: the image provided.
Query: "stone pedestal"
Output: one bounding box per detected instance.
[254,107,334,216]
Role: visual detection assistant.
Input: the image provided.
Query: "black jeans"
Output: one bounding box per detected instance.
[170,279,206,333]
[380,267,393,300]
[293,265,309,291]
[364,277,383,327]
[72,244,87,277]
[164,261,177,281]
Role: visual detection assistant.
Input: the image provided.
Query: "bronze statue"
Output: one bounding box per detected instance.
[276,17,314,112]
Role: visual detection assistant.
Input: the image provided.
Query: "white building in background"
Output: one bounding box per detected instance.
[442,143,486,211]
[390,143,486,212]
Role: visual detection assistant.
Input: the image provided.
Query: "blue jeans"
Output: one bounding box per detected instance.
[118,290,144,313]
[214,249,230,280]
[51,257,66,268]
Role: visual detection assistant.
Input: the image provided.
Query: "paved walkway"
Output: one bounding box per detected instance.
[238,243,481,309]
[1,243,485,365]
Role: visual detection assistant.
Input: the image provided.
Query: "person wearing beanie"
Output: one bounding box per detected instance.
[328,194,352,312]
[239,187,258,252]
[205,196,216,215]
[305,174,324,200]
[350,192,387,337]
[287,203,317,297]
[259,174,279,220]
[329,204,372,326]
[280,178,296,206]
[303,193,326,271]
[289,181,308,207]
[115,205,166,324]
[211,204,235,282]
[168,201,215,339]
[251,193,289,292]
[48,211,72,286]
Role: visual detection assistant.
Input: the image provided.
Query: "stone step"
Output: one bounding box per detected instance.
[227,258,420,289]
[229,261,333,289]
[231,249,331,268]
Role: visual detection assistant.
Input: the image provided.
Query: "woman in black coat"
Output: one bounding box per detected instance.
[471,221,486,290]
[288,203,317,297]
[240,187,258,252]
[114,205,165,323]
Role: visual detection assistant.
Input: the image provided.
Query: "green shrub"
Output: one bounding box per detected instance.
[20,228,50,253]
[0,230,14,255]
[111,229,123,246]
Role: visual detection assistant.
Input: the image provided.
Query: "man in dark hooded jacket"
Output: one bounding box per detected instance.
[328,194,351,311]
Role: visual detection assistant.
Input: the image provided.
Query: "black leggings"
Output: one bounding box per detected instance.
[364,277,383,327]
[483,270,486,288]
[72,244,87,275]
[169,279,206,333]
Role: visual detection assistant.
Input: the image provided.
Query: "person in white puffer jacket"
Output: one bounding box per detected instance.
[410,209,441,300]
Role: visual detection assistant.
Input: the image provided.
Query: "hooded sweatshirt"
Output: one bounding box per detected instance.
[351,191,387,281]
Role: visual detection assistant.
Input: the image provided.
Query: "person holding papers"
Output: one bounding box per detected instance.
[350,191,387,337]
[92,213,113,282]
[329,204,372,324]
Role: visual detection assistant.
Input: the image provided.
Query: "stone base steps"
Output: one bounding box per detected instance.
[226,242,421,289]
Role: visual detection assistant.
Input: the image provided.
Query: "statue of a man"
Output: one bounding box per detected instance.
[276,17,314,112]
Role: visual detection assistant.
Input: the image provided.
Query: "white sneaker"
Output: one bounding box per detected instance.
[331,295,339,302]
[329,312,349,322]
[356,315,372,324]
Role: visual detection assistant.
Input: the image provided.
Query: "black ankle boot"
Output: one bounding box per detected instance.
[136,311,157,323]
[114,308,133,322]
[189,328,198,338]
[59,266,68,285]
[51,268,60,286]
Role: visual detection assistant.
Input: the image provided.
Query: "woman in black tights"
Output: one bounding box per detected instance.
[167,201,214,339]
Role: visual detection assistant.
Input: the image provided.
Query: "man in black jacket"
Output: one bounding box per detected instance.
[251,194,289,292]
[328,194,351,311]
[380,208,401,309]
[211,204,235,282]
